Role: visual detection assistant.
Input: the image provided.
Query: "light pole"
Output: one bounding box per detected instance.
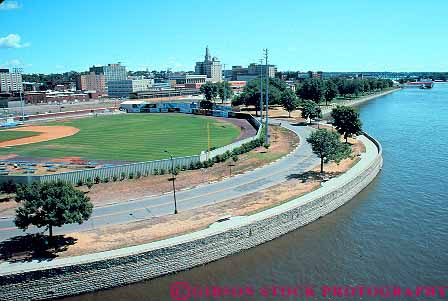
[223,63,227,104]
[264,49,269,144]
[13,68,24,122]
[164,150,178,214]
[259,58,263,123]
[167,68,172,103]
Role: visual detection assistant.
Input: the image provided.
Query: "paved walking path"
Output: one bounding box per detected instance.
[0,121,320,241]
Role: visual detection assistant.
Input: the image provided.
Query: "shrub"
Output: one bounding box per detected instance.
[159,169,166,175]
[129,172,134,179]
[102,177,109,183]
[120,172,126,181]
[136,171,142,179]
[173,167,180,176]
[76,179,84,187]
[189,162,196,170]
[181,165,187,171]
[86,179,94,189]
[263,143,271,149]
[0,180,17,194]
[153,169,159,175]
[112,175,118,182]
[194,161,203,169]
[94,176,101,184]
[232,154,239,162]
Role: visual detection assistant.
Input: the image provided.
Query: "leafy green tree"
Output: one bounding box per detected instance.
[199,82,218,102]
[233,78,288,115]
[297,78,325,103]
[324,80,338,106]
[281,89,299,117]
[200,100,213,110]
[331,106,363,142]
[301,100,322,123]
[217,82,234,103]
[14,181,93,238]
[307,129,352,173]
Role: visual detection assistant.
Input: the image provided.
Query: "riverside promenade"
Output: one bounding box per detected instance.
[0,128,383,300]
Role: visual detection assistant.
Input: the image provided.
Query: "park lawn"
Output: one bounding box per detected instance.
[0,114,241,162]
[0,130,41,142]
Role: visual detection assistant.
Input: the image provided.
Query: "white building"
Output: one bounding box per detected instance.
[0,69,23,92]
[107,79,154,98]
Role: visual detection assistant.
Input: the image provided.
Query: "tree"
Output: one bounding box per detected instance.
[280,89,299,117]
[200,100,213,110]
[306,129,352,173]
[324,80,338,106]
[297,78,325,103]
[199,82,218,102]
[232,78,288,115]
[331,106,363,142]
[217,82,234,103]
[14,181,93,239]
[301,100,322,123]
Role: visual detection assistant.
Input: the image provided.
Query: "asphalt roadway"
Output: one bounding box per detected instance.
[0,121,319,241]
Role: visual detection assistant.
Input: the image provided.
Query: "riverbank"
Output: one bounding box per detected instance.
[0,126,383,300]
[321,87,401,116]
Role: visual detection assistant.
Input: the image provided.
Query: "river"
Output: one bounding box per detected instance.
[66,84,448,300]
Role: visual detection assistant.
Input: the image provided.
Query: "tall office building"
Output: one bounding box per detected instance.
[89,63,127,82]
[0,69,23,92]
[77,72,106,94]
[195,47,222,83]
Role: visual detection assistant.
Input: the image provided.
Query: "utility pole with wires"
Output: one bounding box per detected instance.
[259,58,263,123]
[264,49,269,145]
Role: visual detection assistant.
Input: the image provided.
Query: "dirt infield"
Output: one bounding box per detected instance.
[0,126,80,148]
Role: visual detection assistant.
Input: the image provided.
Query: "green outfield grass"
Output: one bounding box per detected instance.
[0,114,241,162]
[0,131,41,143]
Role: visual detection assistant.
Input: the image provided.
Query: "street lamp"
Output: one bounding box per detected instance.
[164,150,178,214]
[264,49,269,145]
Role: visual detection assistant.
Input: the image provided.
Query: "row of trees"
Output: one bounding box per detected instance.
[297,77,394,105]
[232,77,394,120]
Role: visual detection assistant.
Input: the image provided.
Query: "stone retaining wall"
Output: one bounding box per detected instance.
[0,134,383,301]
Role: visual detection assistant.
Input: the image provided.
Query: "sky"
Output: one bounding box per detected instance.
[0,0,447,74]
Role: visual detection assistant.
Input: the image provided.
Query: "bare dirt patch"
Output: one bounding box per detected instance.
[0,126,79,148]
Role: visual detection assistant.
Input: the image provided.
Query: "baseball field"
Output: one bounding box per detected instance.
[0,114,241,162]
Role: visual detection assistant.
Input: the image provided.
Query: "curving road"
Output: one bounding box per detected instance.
[0,121,319,241]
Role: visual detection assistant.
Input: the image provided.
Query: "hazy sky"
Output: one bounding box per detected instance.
[1,0,447,73]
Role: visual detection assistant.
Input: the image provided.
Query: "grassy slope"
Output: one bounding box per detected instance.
[0,131,41,143]
[0,114,241,161]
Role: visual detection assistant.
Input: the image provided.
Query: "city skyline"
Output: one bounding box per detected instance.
[1,0,448,73]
